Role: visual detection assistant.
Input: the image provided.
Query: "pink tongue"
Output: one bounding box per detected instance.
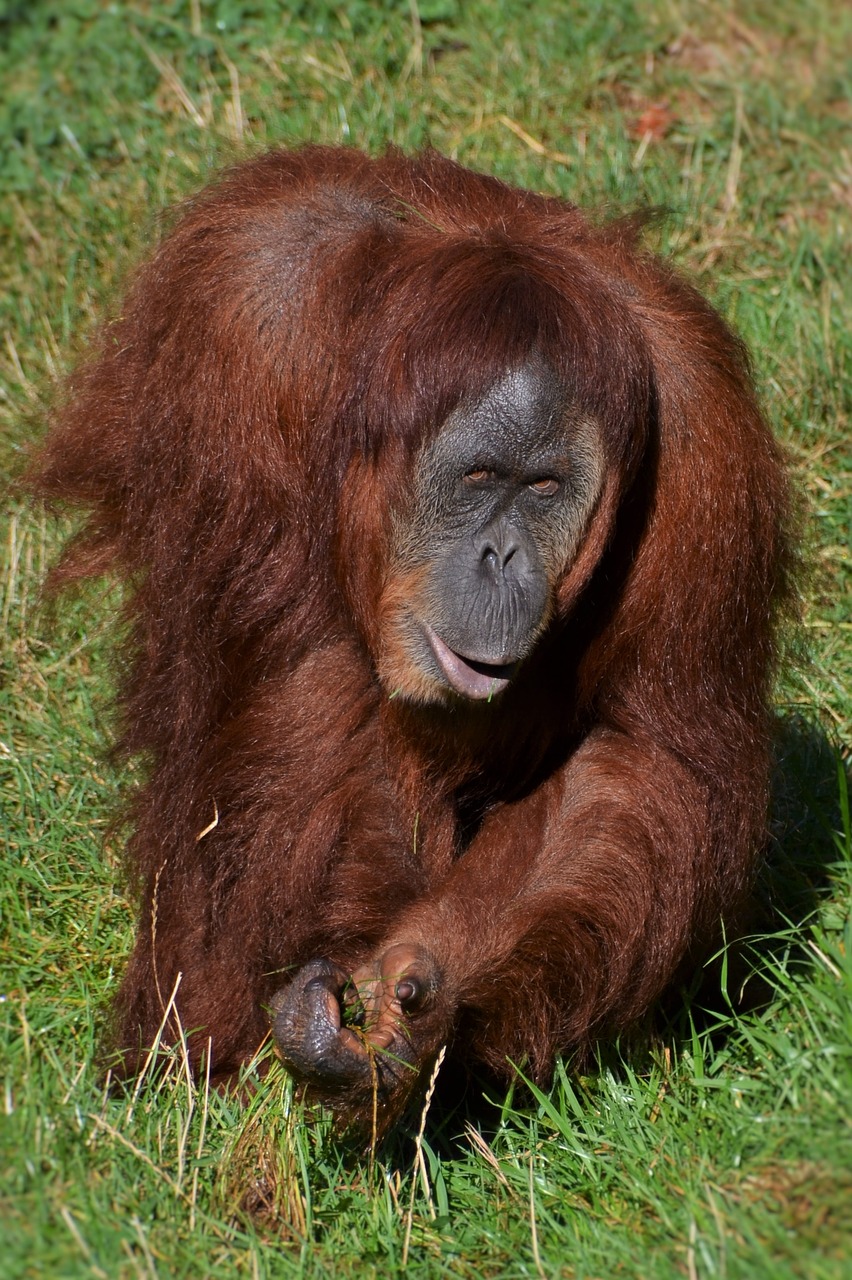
[425,626,514,700]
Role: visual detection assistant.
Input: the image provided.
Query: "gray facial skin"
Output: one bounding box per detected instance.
[392,361,605,700]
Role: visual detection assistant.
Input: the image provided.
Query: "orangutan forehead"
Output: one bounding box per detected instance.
[420,362,593,475]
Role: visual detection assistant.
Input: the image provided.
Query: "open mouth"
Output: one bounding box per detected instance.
[423,624,518,700]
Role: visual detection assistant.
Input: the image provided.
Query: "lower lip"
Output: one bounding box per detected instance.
[423,624,518,700]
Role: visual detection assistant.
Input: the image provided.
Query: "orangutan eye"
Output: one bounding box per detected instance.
[528,477,560,496]
[464,468,495,485]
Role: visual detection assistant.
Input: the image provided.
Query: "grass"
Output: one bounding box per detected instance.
[1,0,850,1275]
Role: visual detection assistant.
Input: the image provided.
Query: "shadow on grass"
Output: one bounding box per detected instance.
[763,711,849,926]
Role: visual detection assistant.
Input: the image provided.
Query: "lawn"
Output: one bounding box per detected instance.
[1,1,850,1277]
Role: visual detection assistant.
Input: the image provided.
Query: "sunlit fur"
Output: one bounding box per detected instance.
[28,146,793,1129]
